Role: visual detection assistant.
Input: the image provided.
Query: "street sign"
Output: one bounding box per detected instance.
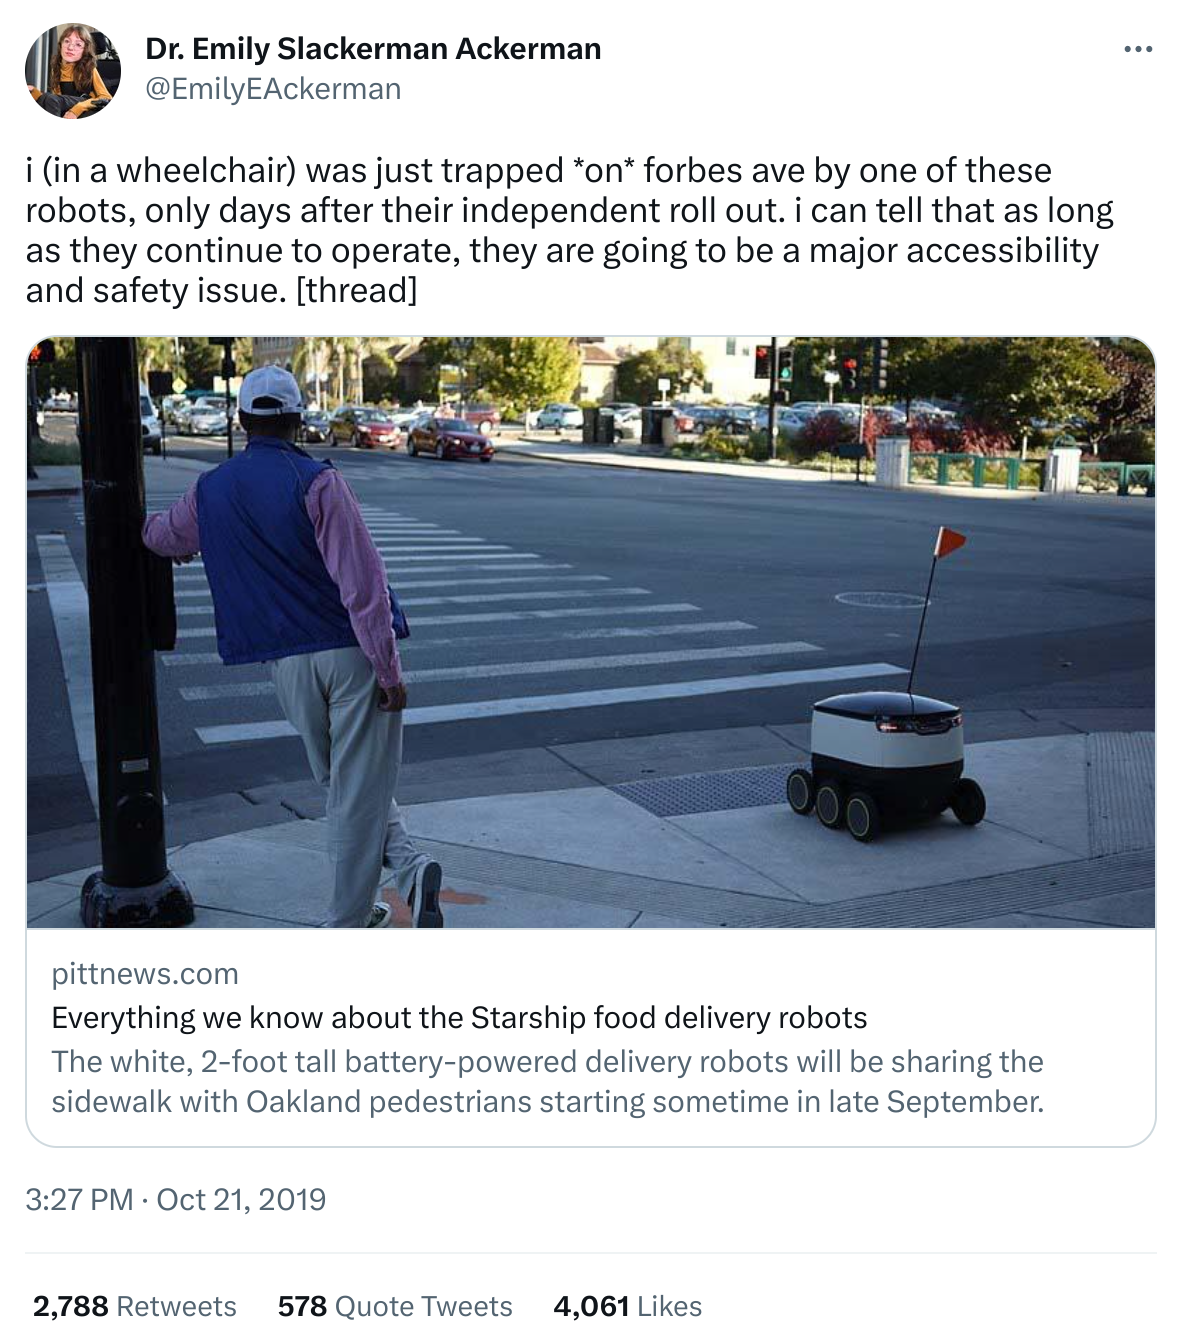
[823,370,840,385]
[657,377,671,392]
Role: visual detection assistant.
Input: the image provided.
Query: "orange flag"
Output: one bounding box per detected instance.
[934,527,967,559]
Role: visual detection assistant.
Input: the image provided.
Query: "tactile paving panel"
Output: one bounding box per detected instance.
[613,765,791,817]
[1087,731,1155,857]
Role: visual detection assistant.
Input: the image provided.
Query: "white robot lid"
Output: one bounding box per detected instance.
[814,691,960,721]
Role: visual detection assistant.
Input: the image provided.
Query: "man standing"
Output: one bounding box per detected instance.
[142,366,443,928]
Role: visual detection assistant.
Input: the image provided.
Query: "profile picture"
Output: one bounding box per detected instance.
[26,23,120,119]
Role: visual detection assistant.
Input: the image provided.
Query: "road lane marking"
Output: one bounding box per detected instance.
[178,643,823,699]
[382,552,541,563]
[392,570,588,589]
[404,587,651,608]
[174,588,649,616]
[173,603,699,637]
[34,534,99,812]
[406,602,701,627]
[160,622,757,664]
[374,545,515,554]
[195,663,906,741]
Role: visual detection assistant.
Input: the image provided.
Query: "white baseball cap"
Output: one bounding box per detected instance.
[238,365,303,416]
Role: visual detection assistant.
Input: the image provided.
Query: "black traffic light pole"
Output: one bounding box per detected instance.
[76,337,194,927]
[765,336,778,458]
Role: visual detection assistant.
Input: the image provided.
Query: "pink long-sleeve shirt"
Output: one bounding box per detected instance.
[142,469,402,688]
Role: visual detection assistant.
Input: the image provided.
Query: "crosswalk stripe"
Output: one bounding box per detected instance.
[159,621,757,665]
[407,602,700,627]
[35,535,100,812]
[182,682,274,700]
[174,588,650,616]
[382,552,540,563]
[369,527,482,538]
[194,662,907,742]
[375,545,515,554]
[173,564,580,591]
[162,651,222,665]
[405,587,651,608]
[393,570,586,589]
[178,642,823,699]
[173,602,699,638]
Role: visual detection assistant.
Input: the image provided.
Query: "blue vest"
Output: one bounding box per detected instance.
[196,438,360,666]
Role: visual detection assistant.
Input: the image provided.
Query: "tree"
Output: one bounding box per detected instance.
[952,338,1116,445]
[615,338,707,404]
[468,337,580,414]
[1083,341,1155,448]
[137,337,175,385]
[292,337,331,406]
[880,337,962,405]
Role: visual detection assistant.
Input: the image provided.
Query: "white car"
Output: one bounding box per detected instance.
[188,406,228,435]
[775,409,809,435]
[536,403,583,431]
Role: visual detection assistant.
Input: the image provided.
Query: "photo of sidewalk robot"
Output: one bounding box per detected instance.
[786,527,986,843]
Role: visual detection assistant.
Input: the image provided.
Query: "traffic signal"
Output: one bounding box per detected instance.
[872,338,889,392]
[29,339,56,364]
[778,345,794,384]
[841,357,859,394]
[754,344,772,379]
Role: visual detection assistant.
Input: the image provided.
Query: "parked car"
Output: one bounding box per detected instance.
[161,394,189,426]
[329,406,404,450]
[455,402,501,436]
[408,416,495,461]
[301,409,331,444]
[773,409,809,436]
[139,391,162,455]
[536,403,583,431]
[693,405,756,434]
[187,406,228,436]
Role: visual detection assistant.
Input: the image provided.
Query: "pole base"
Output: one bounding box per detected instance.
[81,870,195,928]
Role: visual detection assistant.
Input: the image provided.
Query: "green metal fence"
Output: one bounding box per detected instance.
[1078,460,1155,496]
[908,453,1154,496]
[908,452,1023,490]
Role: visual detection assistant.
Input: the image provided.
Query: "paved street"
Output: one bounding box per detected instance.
[28,445,1154,922]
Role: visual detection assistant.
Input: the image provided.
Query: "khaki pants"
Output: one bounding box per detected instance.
[270,647,426,927]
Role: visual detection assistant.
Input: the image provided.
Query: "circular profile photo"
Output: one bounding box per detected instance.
[26,23,120,119]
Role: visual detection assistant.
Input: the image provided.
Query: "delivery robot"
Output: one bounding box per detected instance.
[786,527,986,843]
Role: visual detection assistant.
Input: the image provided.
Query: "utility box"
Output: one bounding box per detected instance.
[598,409,616,444]
[1044,444,1083,494]
[875,436,910,488]
[582,408,600,445]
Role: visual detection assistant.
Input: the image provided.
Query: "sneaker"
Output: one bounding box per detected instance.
[367,901,392,929]
[407,860,444,928]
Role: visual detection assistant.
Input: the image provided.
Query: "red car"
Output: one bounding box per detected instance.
[329,406,405,450]
[455,402,501,436]
[408,416,495,461]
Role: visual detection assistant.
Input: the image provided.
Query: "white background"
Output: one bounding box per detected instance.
[10,0,1174,1333]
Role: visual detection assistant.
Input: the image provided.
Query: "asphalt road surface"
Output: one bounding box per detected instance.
[28,446,1155,836]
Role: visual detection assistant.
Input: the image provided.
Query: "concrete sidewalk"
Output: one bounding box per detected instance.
[27,465,82,495]
[28,722,1154,930]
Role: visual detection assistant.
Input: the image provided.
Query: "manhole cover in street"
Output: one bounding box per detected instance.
[835,591,928,609]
